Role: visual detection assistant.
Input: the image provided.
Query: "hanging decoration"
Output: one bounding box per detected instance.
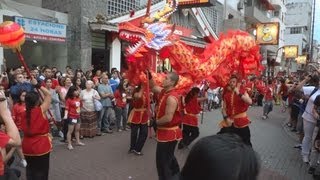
[0,21,56,122]
[0,21,25,51]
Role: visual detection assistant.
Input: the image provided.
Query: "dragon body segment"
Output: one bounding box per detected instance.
[119,0,262,89]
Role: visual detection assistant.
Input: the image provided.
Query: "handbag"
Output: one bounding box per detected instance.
[94,99,103,111]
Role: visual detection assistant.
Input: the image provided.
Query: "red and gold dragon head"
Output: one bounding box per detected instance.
[118,0,178,57]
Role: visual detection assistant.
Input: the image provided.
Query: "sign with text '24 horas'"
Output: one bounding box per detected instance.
[14,16,66,42]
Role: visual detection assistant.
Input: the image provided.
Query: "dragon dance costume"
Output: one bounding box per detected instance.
[178,96,201,149]
[155,88,182,180]
[128,92,148,154]
[219,86,252,146]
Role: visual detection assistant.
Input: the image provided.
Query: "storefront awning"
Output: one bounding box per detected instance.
[89,22,118,32]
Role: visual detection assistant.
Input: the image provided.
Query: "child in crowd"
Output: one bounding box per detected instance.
[64,86,85,150]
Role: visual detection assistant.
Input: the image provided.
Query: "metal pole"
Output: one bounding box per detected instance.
[310,0,316,62]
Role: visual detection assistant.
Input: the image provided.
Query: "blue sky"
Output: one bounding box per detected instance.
[315,0,320,42]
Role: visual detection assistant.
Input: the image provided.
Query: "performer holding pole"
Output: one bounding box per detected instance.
[147,70,182,180]
[219,74,253,146]
[128,83,148,156]
[178,87,206,150]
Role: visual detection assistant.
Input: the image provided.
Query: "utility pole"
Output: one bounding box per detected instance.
[310,0,316,62]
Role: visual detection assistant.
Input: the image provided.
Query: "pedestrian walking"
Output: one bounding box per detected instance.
[262,79,274,120]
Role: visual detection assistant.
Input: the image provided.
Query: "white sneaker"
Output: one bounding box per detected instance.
[20,159,27,167]
[302,156,309,164]
[67,144,74,150]
[58,131,64,138]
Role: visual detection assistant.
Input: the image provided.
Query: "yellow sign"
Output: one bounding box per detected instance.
[284,45,298,59]
[178,0,213,7]
[296,55,307,64]
[256,22,279,45]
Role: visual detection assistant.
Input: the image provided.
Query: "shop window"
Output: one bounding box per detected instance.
[246,0,252,6]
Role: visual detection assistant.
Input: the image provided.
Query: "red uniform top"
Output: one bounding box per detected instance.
[41,78,59,89]
[65,98,82,119]
[0,131,10,175]
[223,87,250,128]
[182,97,201,127]
[21,107,52,156]
[114,90,127,108]
[255,80,265,94]
[128,93,148,124]
[246,81,254,96]
[264,85,274,101]
[156,89,182,142]
[279,84,288,97]
[12,102,26,130]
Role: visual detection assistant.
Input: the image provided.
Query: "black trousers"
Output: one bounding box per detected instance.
[218,125,252,146]
[156,141,180,180]
[25,153,50,180]
[257,94,264,106]
[130,123,148,152]
[180,125,199,146]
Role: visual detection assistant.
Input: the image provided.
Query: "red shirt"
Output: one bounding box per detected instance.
[223,87,250,128]
[0,131,9,175]
[264,85,274,101]
[12,103,26,130]
[21,107,52,156]
[41,78,59,89]
[183,97,201,127]
[156,89,182,142]
[279,84,288,96]
[65,98,82,119]
[114,90,127,108]
[128,93,148,124]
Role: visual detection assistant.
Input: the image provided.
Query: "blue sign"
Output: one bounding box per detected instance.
[15,16,67,42]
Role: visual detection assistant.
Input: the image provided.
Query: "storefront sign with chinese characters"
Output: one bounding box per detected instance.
[296,55,307,64]
[284,45,298,59]
[256,22,279,45]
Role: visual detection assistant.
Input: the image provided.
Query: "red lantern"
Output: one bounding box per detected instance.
[0,21,25,51]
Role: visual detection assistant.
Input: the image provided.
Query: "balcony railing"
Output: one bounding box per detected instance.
[244,6,271,23]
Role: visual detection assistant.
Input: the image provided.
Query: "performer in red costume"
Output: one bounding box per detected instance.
[219,75,253,146]
[178,87,206,149]
[148,70,182,180]
[21,78,52,180]
[128,84,148,156]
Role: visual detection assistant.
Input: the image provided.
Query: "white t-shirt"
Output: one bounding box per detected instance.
[302,86,320,123]
[80,89,100,112]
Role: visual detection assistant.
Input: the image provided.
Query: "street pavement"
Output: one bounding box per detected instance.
[16,105,313,180]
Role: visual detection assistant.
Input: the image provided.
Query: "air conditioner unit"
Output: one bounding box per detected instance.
[237,2,244,10]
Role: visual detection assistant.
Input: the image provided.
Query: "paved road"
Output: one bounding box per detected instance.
[16,106,312,180]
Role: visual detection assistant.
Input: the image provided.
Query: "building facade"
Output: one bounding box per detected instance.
[282,0,313,74]
[0,0,68,72]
